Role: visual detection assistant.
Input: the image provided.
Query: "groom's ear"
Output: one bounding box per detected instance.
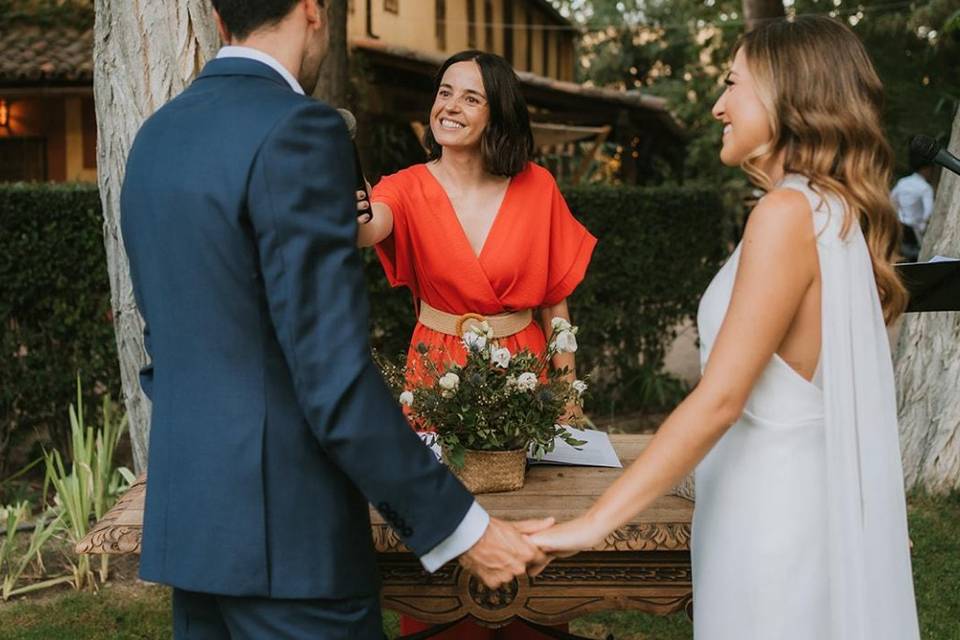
[302,0,326,29]
[213,9,233,45]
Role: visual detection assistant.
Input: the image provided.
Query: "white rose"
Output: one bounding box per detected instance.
[553,330,578,353]
[516,372,538,391]
[572,380,588,396]
[462,332,487,352]
[490,346,511,368]
[438,372,460,392]
[551,317,573,332]
[399,391,414,407]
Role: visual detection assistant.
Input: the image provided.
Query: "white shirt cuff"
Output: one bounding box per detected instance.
[419,500,490,573]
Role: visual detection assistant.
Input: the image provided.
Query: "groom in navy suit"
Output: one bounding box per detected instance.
[120,0,550,637]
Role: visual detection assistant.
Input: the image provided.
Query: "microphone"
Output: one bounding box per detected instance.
[337,108,372,223]
[910,134,960,177]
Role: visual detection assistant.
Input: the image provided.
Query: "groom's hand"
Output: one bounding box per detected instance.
[459,517,553,589]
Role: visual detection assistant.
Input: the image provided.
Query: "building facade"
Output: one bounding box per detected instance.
[350,0,576,82]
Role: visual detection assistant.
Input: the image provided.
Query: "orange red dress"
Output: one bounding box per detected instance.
[372,161,596,640]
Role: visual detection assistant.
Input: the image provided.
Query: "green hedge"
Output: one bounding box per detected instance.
[0,184,118,476]
[0,182,729,473]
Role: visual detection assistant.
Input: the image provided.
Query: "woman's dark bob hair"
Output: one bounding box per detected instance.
[423,50,534,177]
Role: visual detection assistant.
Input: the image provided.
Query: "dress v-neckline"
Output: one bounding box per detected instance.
[421,163,515,262]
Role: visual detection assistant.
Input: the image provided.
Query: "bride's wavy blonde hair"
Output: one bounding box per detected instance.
[735,15,907,324]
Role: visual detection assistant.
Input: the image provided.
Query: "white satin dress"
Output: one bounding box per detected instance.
[690,174,920,640]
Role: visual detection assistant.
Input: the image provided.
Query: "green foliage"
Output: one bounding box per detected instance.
[552,0,958,181]
[0,502,69,602]
[43,380,133,591]
[0,184,119,476]
[0,182,721,475]
[563,183,728,413]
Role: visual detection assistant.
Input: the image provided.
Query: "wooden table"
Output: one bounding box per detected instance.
[78,434,694,637]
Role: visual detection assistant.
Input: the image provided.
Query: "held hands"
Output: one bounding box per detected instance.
[459,517,555,589]
[525,515,607,559]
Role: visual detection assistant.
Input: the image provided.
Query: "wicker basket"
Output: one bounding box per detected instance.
[445,447,527,494]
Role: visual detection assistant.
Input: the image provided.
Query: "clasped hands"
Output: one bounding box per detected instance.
[458,515,606,589]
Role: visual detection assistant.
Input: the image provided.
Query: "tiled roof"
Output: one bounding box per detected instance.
[0,23,93,84]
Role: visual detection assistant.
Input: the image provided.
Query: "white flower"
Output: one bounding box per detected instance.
[572,380,588,396]
[553,330,578,354]
[490,346,511,368]
[438,372,460,392]
[516,372,538,391]
[462,332,487,352]
[399,391,414,407]
[505,375,517,390]
[477,320,494,339]
[551,317,572,332]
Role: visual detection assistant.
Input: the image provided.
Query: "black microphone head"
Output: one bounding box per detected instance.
[337,108,357,141]
[910,134,940,164]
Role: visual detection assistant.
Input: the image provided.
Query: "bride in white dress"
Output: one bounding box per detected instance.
[530,16,920,640]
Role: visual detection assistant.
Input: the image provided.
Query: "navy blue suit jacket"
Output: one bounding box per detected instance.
[120,57,474,599]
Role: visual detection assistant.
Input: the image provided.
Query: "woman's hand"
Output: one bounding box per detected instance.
[560,401,583,425]
[526,515,608,558]
[356,181,373,224]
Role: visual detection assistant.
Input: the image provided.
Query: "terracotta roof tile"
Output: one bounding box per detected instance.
[0,24,93,84]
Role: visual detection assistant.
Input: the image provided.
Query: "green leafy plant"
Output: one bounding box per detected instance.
[379,319,588,468]
[0,502,71,601]
[43,378,133,590]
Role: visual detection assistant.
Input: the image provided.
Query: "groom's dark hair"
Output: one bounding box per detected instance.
[211,0,325,40]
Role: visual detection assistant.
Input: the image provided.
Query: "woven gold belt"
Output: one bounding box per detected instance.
[418,301,533,338]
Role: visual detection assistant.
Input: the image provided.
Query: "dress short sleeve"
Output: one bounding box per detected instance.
[543,178,597,306]
[372,171,417,295]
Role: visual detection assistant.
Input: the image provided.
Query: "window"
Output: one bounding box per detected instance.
[525,8,533,71]
[484,0,494,52]
[435,0,447,50]
[0,137,47,182]
[467,0,477,49]
[384,0,398,13]
[503,0,514,64]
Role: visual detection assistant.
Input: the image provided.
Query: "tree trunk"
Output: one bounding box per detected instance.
[895,107,960,494]
[93,0,219,473]
[314,0,349,107]
[742,0,785,31]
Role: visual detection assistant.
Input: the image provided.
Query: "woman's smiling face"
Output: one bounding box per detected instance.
[712,49,773,167]
[429,61,490,151]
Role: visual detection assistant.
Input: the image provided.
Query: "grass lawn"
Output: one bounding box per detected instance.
[1,492,957,640]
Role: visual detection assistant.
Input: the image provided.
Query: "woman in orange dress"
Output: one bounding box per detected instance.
[357,50,596,640]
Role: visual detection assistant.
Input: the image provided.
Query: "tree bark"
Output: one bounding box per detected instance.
[93,0,219,473]
[314,0,349,108]
[742,0,785,31]
[895,107,960,494]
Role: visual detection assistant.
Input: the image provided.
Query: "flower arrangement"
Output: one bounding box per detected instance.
[379,318,588,470]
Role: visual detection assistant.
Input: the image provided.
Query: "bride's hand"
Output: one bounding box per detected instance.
[526,516,607,559]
